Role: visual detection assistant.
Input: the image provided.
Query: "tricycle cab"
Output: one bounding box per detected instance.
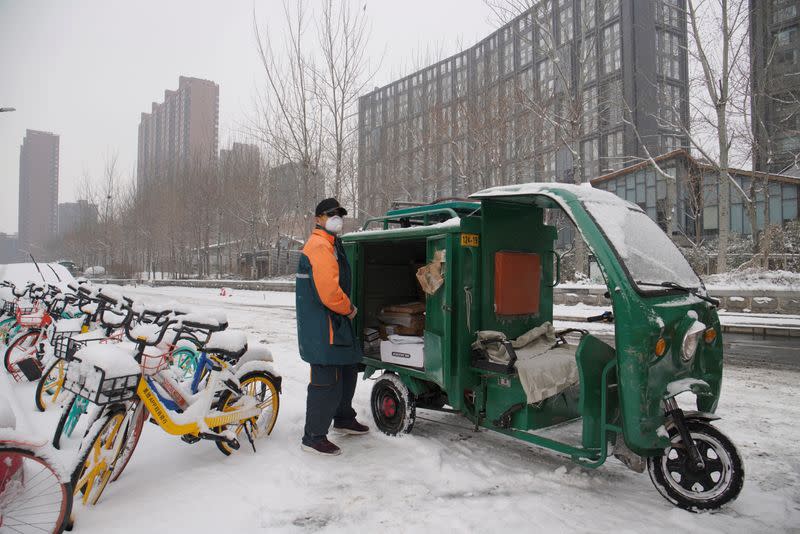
[343,183,725,460]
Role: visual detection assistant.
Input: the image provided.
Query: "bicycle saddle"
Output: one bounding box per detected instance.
[204,330,248,361]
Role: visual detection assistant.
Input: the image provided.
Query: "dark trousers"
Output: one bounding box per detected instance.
[303,364,358,445]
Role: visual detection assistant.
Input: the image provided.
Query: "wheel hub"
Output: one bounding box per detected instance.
[381,396,396,418]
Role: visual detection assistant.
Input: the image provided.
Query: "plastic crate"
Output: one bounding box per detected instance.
[63,357,140,405]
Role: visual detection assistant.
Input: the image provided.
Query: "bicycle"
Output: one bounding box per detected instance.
[67,299,281,506]
[1,389,73,534]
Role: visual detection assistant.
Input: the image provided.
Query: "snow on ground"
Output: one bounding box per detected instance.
[3,284,799,533]
[704,268,800,292]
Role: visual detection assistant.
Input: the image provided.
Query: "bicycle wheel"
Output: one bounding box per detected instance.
[172,346,199,381]
[214,371,280,456]
[109,401,147,483]
[71,405,128,506]
[0,445,72,534]
[52,393,77,450]
[35,359,67,412]
[4,330,39,374]
[0,317,16,345]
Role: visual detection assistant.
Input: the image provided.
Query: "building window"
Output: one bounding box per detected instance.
[503,40,515,74]
[658,83,682,126]
[580,39,597,82]
[783,184,798,221]
[518,67,535,97]
[774,25,798,47]
[582,137,599,178]
[774,47,799,67]
[537,14,553,52]
[657,30,682,79]
[603,79,623,127]
[543,151,557,180]
[602,0,620,22]
[441,75,452,104]
[773,4,798,24]
[581,0,596,30]
[519,29,534,65]
[602,22,621,74]
[559,1,574,43]
[538,58,556,93]
[582,86,599,132]
[663,134,682,152]
[455,69,467,98]
[604,130,624,170]
[659,0,681,29]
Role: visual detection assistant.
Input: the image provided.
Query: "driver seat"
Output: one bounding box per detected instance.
[472,322,579,405]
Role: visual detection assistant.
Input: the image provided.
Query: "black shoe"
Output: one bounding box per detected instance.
[301,438,341,456]
[333,419,370,435]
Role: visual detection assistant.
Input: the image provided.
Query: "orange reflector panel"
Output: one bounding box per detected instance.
[704,328,717,343]
[655,338,667,357]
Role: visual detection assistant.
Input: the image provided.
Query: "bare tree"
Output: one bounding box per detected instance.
[253,0,324,230]
[316,0,378,205]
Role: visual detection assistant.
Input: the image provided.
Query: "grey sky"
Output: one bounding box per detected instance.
[0,0,494,234]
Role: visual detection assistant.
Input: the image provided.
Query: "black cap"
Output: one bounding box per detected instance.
[314,198,347,217]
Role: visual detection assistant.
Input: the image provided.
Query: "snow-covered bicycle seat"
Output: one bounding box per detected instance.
[204,330,248,360]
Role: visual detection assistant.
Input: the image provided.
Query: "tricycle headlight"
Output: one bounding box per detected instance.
[681,320,706,362]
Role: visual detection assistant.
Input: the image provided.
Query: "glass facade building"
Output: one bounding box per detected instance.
[592,150,800,241]
[357,0,691,219]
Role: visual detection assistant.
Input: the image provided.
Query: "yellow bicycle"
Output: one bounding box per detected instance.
[65,307,281,506]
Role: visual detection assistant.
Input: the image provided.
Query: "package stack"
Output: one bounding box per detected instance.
[363,327,381,355]
[376,302,426,369]
[377,302,425,339]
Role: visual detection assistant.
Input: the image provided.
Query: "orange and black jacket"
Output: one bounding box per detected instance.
[295,226,361,365]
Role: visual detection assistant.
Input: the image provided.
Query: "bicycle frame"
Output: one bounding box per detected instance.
[135,354,261,437]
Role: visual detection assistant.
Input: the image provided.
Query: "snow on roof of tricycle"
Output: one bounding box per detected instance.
[470,182,638,211]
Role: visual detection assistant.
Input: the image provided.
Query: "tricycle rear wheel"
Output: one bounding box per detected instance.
[370,373,415,436]
[647,420,744,511]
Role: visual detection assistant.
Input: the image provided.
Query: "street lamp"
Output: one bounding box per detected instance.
[0,107,16,113]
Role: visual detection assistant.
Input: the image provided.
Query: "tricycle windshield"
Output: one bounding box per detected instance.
[583,201,702,292]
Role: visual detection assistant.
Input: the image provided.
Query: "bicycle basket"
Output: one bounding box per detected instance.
[140,347,173,376]
[2,301,16,315]
[52,333,86,361]
[63,356,140,405]
[16,307,48,328]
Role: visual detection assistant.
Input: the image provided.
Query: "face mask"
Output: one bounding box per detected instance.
[325,215,344,234]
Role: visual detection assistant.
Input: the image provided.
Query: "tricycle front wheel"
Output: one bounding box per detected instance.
[647,420,744,511]
[370,373,415,436]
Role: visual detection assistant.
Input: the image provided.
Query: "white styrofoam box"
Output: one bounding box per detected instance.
[379,339,424,369]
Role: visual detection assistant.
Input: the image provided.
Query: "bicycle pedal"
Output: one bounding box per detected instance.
[181,434,201,444]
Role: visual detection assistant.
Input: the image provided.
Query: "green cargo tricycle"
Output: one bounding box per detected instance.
[343,182,743,510]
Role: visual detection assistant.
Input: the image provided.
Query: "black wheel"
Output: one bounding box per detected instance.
[0,446,73,534]
[370,373,415,436]
[648,420,744,511]
[53,393,77,449]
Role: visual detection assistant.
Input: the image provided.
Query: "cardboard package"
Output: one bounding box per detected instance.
[378,301,426,337]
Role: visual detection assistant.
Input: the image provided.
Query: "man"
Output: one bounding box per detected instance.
[296,198,369,455]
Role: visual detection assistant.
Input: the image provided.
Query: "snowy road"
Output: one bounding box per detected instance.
[6,285,800,533]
